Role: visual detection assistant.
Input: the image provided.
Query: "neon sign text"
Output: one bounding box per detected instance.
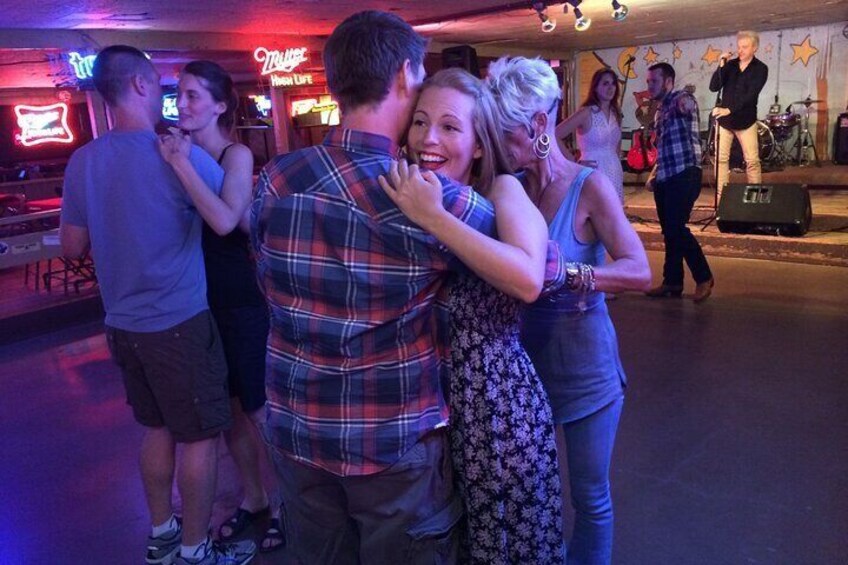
[69,52,96,80]
[254,47,308,76]
[14,103,75,147]
[291,96,340,126]
[270,73,313,88]
[249,95,272,117]
[162,93,179,122]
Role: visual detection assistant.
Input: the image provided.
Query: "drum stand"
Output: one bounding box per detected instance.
[791,99,821,167]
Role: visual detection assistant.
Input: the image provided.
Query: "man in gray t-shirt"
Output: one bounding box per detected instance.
[60,46,255,564]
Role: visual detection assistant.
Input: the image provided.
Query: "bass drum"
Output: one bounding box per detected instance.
[707,120,775,171]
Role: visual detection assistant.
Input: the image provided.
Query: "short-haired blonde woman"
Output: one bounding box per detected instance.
[487,56,650,565]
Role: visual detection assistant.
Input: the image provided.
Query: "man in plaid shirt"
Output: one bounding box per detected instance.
[645,62,715,303]
[250,11,495,563]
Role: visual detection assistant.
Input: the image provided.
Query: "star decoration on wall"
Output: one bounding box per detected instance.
[791,35,819,66]
[702,45,723,65]
[643,47,660,64]
[672,44,683,61]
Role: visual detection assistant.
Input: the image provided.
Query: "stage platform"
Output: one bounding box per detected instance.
[624,162,848,268]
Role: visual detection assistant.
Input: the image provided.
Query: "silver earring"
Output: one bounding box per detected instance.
[533,132,552,160]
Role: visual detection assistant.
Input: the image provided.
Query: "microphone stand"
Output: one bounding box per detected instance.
[699,58,726,231]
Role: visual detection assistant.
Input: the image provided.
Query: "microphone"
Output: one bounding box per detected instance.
[624,55,635,64]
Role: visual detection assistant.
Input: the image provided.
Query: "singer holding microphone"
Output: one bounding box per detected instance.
[709,30,768,202]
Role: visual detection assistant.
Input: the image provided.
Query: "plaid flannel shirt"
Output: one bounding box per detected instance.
[250,128,496,476]
[655,90,702,182]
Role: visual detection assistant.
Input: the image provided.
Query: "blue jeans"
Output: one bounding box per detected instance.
[563,397,624,565]
[654,166,713,286]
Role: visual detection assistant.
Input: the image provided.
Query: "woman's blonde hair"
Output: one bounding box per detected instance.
[417,68,512,192]
[485,56,561,137]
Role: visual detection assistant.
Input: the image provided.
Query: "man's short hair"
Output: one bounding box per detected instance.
[92,45,156,106]
[649,62,676,84]
[323,11,428,111]
[737,30,760,48]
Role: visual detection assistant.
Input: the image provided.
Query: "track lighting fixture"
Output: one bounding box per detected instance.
[612,1,629,21]
[532,0,629,34]
[564,0,591,32]
[531,2,556,33]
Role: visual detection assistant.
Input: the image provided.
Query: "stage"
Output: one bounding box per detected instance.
[624,162,848,268]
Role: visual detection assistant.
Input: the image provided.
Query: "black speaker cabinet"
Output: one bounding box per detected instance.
[834,112,848,165]
[716,184,811,237]
[441,45,480,78]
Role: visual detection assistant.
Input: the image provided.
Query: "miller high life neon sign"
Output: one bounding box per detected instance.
[253,46,314,88]
[14,103,75,147]
[68,52,96,80]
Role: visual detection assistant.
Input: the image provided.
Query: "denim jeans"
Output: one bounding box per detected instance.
[563,397,624,565]
[654,167,713,287]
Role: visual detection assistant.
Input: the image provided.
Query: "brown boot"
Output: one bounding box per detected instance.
[645,284,683,298]
[693,278,715,303]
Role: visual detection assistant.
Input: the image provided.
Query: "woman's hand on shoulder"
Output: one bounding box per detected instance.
[157,128,191,166]
[378,160,446,230]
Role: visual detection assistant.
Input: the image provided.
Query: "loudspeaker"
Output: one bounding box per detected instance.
[441,45,480,78]
[716,184,812,237]
[834,112,848,165]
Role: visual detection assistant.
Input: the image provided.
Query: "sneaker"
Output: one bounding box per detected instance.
[146,518,182,564]
[175,539,257,565]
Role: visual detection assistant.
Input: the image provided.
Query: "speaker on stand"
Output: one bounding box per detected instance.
[716,183,812,236]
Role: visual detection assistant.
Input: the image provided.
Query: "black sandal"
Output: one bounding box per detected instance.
[260,518,286,553]
[218,506,270,541]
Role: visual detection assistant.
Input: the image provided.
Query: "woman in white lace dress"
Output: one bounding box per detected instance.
[555,69,624,203]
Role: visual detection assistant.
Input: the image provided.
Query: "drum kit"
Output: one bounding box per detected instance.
[708,97,822,170]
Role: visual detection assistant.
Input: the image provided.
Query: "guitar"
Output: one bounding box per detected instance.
[626,127,657,173]
[626,84,696,173]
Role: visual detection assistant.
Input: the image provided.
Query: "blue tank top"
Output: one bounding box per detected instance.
[521,166,626,424]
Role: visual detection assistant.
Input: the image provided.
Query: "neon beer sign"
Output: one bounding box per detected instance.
[254,47,308,75]
[68,52,96,80]
[291,96,340,126]
[162,93,179,122]
[253,46,313,88]
[14,103,75,147]
[249,95,272,117]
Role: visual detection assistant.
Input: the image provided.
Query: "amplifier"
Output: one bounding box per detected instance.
[716,183,811,237]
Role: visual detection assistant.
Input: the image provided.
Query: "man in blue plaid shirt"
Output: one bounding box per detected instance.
[645,62,715,303]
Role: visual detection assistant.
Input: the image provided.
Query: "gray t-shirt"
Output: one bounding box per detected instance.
[61,129,224,332]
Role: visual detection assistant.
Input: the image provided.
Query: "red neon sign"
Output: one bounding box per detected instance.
[254,47,308,76]
[14,102,74,147]
[253,46,315,88]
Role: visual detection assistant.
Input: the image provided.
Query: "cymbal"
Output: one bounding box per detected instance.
[791,99,824,105]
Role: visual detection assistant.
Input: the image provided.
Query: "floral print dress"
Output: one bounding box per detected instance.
[449,274,565,564]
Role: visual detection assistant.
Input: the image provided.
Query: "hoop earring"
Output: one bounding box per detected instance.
[533,132,552,160]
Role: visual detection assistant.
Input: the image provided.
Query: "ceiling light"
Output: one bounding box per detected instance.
[611,1,629,21]
[564,1,592,31]
[531,1,556,33]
